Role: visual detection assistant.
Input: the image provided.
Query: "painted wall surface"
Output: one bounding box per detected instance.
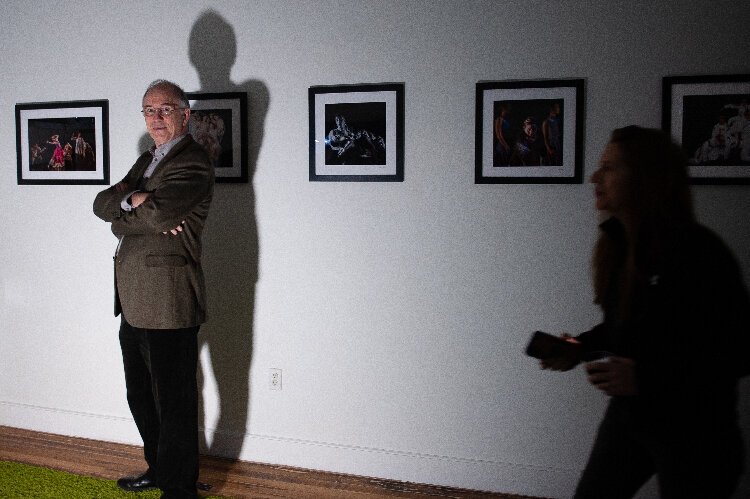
[1,1,749,498]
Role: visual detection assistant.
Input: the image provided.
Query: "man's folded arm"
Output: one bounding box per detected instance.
[110,161,212,237]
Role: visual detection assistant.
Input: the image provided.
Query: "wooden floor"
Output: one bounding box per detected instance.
[0,426,541,498]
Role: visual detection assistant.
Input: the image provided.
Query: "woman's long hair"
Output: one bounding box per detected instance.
[592,126,695,309]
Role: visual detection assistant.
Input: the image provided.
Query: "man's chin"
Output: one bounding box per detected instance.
[150,133,167,146]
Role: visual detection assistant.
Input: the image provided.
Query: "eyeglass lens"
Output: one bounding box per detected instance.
[142,106,180,117]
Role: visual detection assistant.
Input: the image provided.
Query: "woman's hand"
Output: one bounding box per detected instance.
[585,357,638,396]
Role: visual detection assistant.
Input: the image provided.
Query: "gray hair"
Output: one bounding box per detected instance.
[143,79,189,108]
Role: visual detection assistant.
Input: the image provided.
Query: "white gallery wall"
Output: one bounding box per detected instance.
[1,1,749,498]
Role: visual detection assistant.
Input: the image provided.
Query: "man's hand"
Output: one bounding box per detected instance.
[130,192,151,208]
[585,357,638,396]
[163,221,186,236]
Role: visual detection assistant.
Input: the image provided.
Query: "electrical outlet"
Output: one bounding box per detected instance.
[269,368,282,391]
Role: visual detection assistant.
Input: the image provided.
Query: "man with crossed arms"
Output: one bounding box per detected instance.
[94,79,214,499]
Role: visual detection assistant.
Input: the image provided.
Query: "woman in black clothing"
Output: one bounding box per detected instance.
[542,126,749,499]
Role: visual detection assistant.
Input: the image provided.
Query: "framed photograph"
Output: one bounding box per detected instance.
[186,92,247,183]
[309,83,404,182]
[662,74,750,184]
[15,100,109,185]
[475,79,584,184]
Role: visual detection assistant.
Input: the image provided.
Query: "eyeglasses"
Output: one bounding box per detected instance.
[141,105,185,117]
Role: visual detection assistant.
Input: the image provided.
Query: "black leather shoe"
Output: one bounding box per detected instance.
[117,472,157,492]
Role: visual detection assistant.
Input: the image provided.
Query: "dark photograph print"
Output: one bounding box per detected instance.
[27,118,96,172]
[186,92,248,183]
[189,108,234,169]
[683,94,749,166]
[663,74,750,184]
[492,99,564,167]
[476,79,583,184]
[324,101,387,166]
[16,100,109,185]
[309,83,404,182]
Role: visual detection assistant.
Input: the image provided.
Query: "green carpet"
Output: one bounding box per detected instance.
[0,461,223,498]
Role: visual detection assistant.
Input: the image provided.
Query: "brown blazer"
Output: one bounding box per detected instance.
[93,135,214,329]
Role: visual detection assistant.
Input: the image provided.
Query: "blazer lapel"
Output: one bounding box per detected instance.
[142,135,194,189]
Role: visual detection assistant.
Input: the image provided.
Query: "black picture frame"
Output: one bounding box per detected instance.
[309,83,404,182]
[662,74,750,185]
[475,79,584,184]
[15,100,109,185]
[186,92,248,183]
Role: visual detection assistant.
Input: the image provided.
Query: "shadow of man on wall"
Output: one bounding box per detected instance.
[187,9,269,465]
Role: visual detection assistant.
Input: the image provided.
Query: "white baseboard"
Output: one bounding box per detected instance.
[0,400,577,498]
[0,400,142,445]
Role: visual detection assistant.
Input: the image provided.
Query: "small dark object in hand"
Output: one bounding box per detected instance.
[525,330,580,360]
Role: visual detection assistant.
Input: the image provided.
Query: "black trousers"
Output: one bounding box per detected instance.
[574,402,743,499]
[119,319,200,498]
